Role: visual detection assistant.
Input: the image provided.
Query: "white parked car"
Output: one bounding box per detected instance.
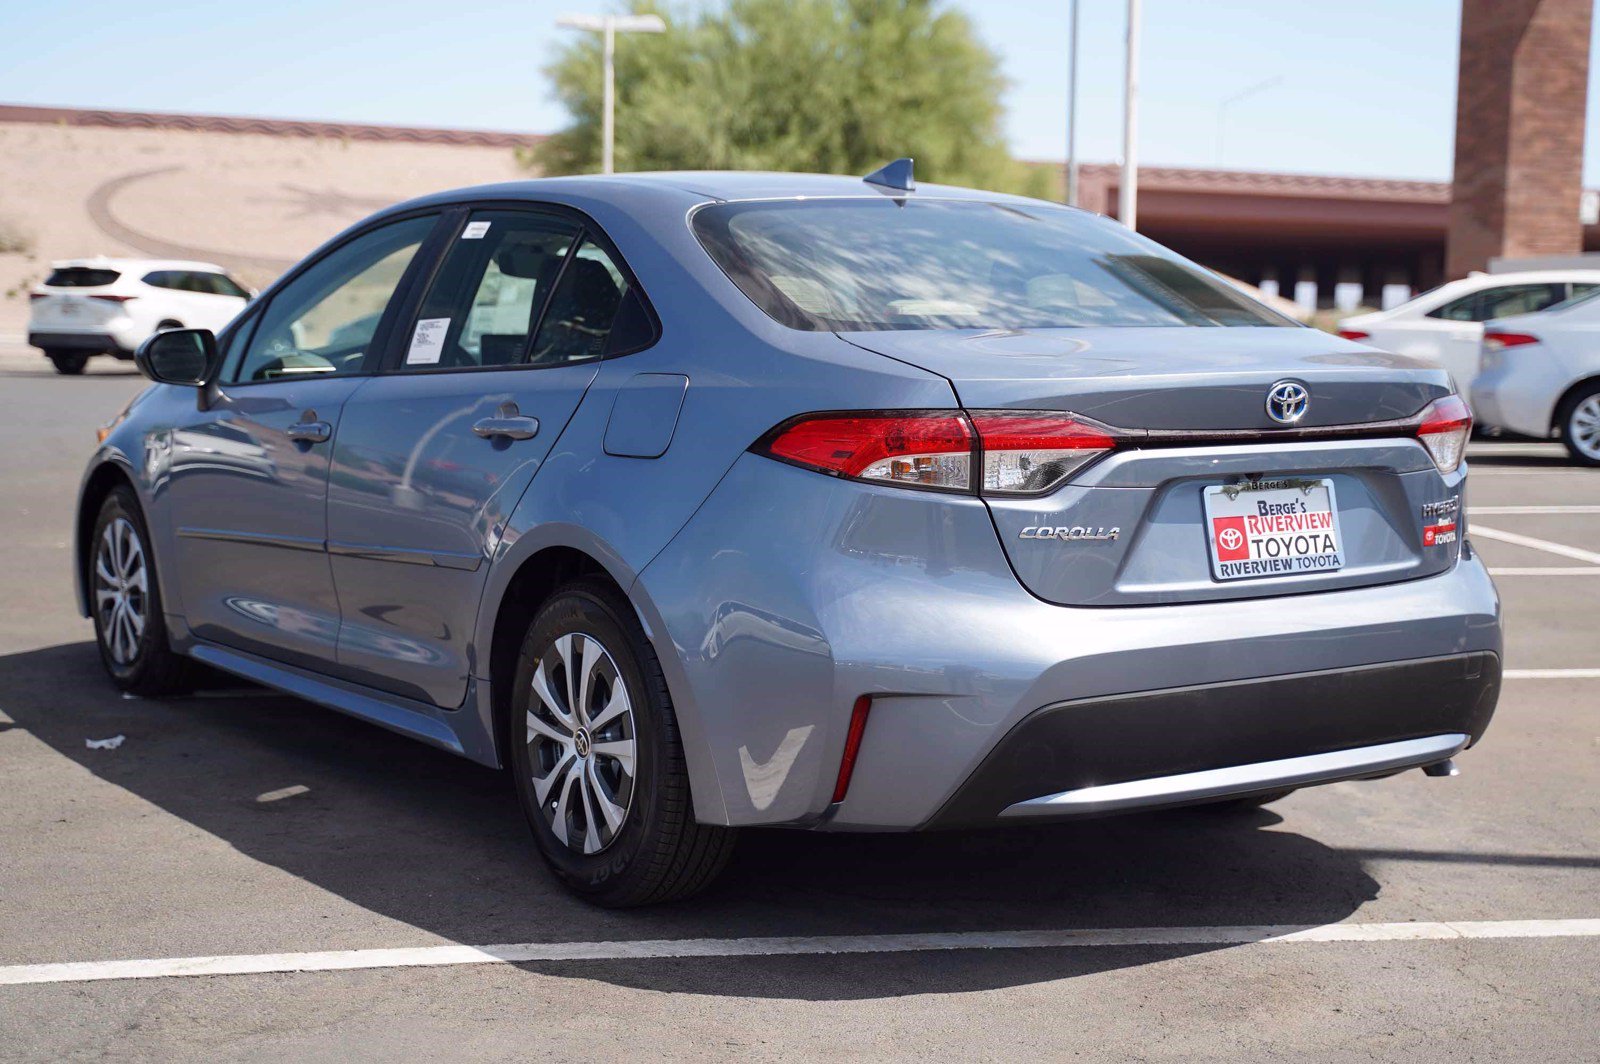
[1472,290,1600,465]
[28,258,252,375]
[1337,270,1600,397]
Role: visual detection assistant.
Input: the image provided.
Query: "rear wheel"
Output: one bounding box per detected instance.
[1558,383,1600,467]
[47,350,89,375]
[510,578,736,906]
[90,486,193,695]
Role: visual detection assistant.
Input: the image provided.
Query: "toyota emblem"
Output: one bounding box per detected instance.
[1266,380,1310,425]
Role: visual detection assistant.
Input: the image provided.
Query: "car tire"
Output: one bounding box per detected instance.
[156,319,183,331]
[47,350,89,375]
[1556,382,1600,467]
[89,486,194,696]
[510,578,736,906]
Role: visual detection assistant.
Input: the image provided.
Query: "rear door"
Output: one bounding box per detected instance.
[163,214,440,668]
[327,206,649,706]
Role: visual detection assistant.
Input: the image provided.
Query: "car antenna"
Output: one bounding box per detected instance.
[863,157,914,194]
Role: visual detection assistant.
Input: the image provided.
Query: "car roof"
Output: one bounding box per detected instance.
[49,258,230,272]
[385,170,1070,215]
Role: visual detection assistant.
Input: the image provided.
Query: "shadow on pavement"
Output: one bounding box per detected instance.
[4,640,1398,1000]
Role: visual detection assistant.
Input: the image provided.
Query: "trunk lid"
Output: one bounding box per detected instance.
[839,327,1465,606]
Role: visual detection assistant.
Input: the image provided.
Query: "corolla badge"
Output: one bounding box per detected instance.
[1020,525,1120,542]
[1266,380,1310,425]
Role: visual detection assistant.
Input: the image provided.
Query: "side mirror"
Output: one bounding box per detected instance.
[135,328,217,386]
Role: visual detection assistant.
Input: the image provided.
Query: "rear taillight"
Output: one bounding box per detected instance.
[1483,331,1539,350]
[761,411,974,491]
[1338,329,1370,341]
[757,410,1120,495]
[969,411,1120,495]
[1415,395,1472,474]
[88,294,135,304]
[28,292,47,301]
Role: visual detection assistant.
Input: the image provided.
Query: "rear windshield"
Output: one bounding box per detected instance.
[45,267,120,288]
[692,198,1293,331]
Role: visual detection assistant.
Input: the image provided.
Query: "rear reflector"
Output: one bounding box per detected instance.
[1338,330,1370,341]
[831,695,873,804]
[1483,331,1539,350]
[1416,394,1472,474]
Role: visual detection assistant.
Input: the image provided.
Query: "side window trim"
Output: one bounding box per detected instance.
[220,210,448,387]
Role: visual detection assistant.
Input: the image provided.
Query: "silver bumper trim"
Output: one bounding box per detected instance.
[1000,733,1471,818]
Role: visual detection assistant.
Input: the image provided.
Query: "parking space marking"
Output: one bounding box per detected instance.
[1471,506,1600,515]
[2,920,1597,987]
[1487,567,1600,576]
[1470,525,1600,566]
[1503,669,1600,679]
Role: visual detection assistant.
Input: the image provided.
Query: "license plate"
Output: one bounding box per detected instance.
[1203,478,1344,581]
[58,299,78,316]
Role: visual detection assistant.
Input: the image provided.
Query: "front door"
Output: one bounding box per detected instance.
[327,208,642,706]
[164,214,439,668]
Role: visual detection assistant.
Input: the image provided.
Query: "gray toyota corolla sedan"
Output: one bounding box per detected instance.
[76,164,1501,905]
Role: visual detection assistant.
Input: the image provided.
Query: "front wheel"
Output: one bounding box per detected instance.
[47,350,89,375]
[1558,383,1600,467]
[510,579,736,906]
[90,486,193,695]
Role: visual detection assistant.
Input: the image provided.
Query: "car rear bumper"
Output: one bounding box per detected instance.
[29,331,133,357]
[924,651,1498,827]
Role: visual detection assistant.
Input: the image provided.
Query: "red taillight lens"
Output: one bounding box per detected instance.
[1483,331,1539,350]
[761,412,974,491]
[1416,394,1472,474]
[1338,329,1370,341]
[28,292,47,301]
[969,411,1120,495]
[88,294,135,304]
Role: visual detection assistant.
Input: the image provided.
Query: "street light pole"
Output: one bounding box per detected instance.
[557,13,667,175]
[1065,0,1079,206]
[1119,0,1140,231]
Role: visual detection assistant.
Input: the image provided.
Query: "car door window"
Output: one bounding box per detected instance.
[397,211,579,371]
[227,215,436,383]
[528,239,632,366]
[1429,283,1564,322]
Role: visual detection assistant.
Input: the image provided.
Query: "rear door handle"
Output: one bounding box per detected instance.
[286,416,332,444]
[473,402,540,442]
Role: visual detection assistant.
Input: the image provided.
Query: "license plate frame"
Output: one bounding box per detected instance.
[1203,477,1345,582]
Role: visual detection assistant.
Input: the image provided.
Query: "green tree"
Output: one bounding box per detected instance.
[533,0,1050,196]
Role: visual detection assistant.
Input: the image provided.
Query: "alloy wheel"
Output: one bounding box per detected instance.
[95,516,148,666]
[1569,395,1600,461]
[526,632,637,855]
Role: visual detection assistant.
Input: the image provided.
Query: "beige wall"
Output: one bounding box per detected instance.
[0,121,528,334]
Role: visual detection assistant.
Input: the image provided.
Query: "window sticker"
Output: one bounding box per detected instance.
[461,221,492,240]
[406,317,450,365]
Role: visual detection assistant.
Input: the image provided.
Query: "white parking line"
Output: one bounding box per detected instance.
[1503,669,1600,680]
[1470,525,1600,566]
[1471,506,1600,515]
[1487,567,1600,576]
[2,919,1597,987]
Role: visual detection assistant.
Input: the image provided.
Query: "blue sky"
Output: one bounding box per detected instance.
[2,0,1596,183]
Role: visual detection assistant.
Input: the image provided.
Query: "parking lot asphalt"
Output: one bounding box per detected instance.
[0,342,1595,1061]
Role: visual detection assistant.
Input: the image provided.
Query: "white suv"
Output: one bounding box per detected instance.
[29,258,252,374]
[1336,270,1600,400]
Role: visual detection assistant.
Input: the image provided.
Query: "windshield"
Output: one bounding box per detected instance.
[692,198,1295,331]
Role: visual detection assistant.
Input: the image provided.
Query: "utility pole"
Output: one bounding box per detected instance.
[1119,0,1141,230]
[556,13,667,174]
[1065,0,1080,206]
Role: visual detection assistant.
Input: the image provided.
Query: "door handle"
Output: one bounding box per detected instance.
[473,402,540,442]
[286,413,332,444]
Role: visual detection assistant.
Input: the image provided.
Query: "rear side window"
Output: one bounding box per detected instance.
[1429,283,1566,322]
[528,240,634,365]
[45,267,119,288]
[692,198,1293,331]
[400,211,579,371]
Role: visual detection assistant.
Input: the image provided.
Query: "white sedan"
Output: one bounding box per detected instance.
[29,258,252,375]
[1337,270,1600,398]
[1472,290,1600,465]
